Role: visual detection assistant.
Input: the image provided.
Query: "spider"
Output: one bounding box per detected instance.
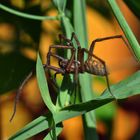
[10,32,129,121]
[45,32,129,97]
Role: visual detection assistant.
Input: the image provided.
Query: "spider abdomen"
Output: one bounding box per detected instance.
[84,59,106,76]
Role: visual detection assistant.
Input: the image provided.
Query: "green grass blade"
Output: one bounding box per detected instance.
[9,115,51,140]
[36,53,56,112]
[73,0,98,139]
[74,0,88,48]
[107,0,140,61]
[61,70,140,110]
[0,4,58,21]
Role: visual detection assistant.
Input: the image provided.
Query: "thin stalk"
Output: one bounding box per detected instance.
[107,0,140,61]
[0,4,58,21]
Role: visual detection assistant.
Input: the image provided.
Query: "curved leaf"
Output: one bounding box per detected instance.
[36,53,56,112]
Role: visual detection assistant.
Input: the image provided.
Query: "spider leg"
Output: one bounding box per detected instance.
[10,71,34,122]
[59,34,72,45]
[58,34,78,71]
[47,45,75,69]
[59,32,81,48]
[70,32,82,81]
[70,33,85,103]
[47,45,74,65]
[71,32,86,73]
[73,60,80,103]
[89,35,129,53]
[46,44,77,98]
[71,32,81,48]
[10,62,57,122]
[46,52,66,74]
[58,33,82,72]
[47,45,76,72]
[70,34,83,103]
[81,48,115,98]
[70,33,81,100]
[59,33,81,103]
[86,35,129,97]
[65,48,76,71]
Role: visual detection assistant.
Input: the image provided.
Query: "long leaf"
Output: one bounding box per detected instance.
[36,53,56,113]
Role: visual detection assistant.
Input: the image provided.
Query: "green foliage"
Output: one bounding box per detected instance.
[9,57,140,139]
[0,0,139,139]
[36,54,56,113]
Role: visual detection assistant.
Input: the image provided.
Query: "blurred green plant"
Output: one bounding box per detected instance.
[0,0,140,139]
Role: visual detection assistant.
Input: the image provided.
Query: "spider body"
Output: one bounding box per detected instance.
[59,59,80,74]
[58,51,106,76]
[84,59,106,76]
[46,32,129,97]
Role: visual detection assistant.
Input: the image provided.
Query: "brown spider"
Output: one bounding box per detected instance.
[10,32,129,121]
[45,32,129,97]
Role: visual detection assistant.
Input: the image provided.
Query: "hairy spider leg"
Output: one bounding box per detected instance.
[10,64,51,122]
[87,35,130,98]
[41,44,77,107]
[10,71,33,122]
[89,35,129,53]
[58,34,78,73]
[59,32,81,48]
[46,45,76,79]
[59,34,73,46]
[58,33,81,103]
[58,34,77,71]
[70,33,87,73]
[81,48,115,98]
[71,32,81,48]
[70,33,82,103]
